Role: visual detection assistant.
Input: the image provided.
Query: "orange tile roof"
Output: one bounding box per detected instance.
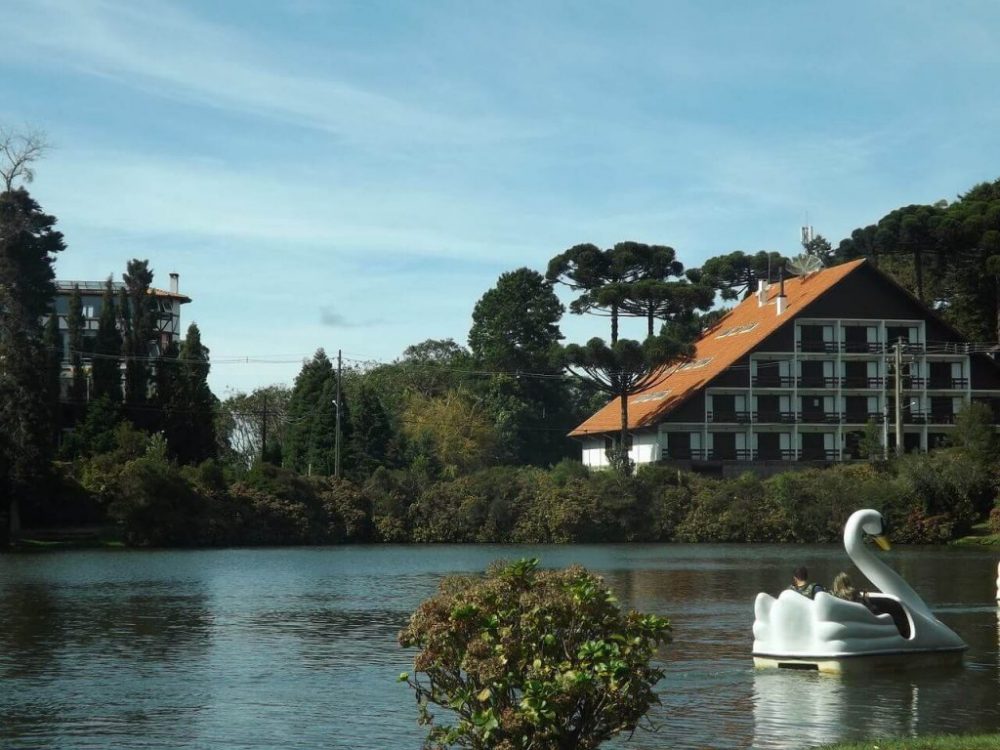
[568,259,867,437]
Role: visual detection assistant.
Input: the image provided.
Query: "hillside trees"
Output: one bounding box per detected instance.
[0,187,65,539]
[283,349,350,476]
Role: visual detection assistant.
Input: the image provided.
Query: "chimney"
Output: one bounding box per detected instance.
[775,267,787,316]
[169,273,179,294]
[756,279,766,307]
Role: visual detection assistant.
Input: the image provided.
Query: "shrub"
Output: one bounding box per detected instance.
[315,477,371,542]
[398,559,671,750]
[107,456,204,546]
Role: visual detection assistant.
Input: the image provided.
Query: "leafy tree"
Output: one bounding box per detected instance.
[562,333,694,475]
[60,395,122,459]
[802,234,835,266]
[469,268,575,466]
[216,385,291,469]
[122,259,155,405]
[950,401,997,461]
[686,250,786,301]
[66,283,86,402]
[398,558,671,750]
[402,389,499,477]
[469,268,564,373]
[0,188,65,540]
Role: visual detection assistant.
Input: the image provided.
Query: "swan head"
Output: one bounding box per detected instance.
[851,509,892,551]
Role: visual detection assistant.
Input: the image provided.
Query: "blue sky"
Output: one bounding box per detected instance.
[3,0,999,396]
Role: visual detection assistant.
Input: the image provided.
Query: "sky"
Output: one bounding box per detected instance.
[3,0,1000,397]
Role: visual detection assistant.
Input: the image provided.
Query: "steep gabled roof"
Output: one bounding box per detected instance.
[568,258,867,437]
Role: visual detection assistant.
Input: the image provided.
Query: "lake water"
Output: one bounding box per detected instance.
[1,544,998,749]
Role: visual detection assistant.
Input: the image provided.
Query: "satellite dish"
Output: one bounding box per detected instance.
[785,253,824,278]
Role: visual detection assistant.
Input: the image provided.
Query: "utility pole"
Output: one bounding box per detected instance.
[894,340,904,457]
[334,349,342,478]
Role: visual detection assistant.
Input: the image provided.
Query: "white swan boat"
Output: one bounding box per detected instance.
[752,508,967,673]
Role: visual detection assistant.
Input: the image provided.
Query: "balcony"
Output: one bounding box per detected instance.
[797,341,839,353]
[688,448,755,461]
[926,412,956,424]
[799,412,842,424]
[927,378,968,390]
[752,410,798,424]
[797,375,840,388]
[840,376,883,389]
[842,341,884,354]
[707,411,751,424]
[843,411,884,424]
[752,375,795,388]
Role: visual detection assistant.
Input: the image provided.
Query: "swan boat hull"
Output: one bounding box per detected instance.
[752,509,968,675]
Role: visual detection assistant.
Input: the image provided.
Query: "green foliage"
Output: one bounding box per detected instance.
[162,323,217,465]
[402,390,500,478]
[66,283,86,402]
[108,453,203,546]
[469,268,563,373]
[686,250,787,300]
[399,559,671,750]
[91,277,122,402]
[0,188,65,540]
[121,258,155,405]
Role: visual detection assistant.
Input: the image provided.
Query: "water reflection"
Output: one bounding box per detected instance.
[0,545,998,750]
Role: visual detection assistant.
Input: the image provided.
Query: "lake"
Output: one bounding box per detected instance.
[1,544,998,749]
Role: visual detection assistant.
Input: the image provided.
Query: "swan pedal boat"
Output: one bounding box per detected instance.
[752,509,967,674]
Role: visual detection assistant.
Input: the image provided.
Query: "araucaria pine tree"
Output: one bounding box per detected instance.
[122,259,155,405]
[67,283,86,402]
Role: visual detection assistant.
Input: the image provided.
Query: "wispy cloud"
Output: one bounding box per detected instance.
[319,305,384,329]
[0,0,529,148]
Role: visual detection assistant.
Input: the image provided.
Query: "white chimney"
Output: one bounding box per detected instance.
[776,295,787,316]
[169,272,179,294]
[756,279,766,307]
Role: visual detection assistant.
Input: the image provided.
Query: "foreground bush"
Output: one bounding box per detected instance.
[398,559,671,750]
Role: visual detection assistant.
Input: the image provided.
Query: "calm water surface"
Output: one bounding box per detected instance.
[1,544,998,749]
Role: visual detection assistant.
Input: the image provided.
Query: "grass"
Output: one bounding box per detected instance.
[952,522,1000,547]
[820,734,1000,749]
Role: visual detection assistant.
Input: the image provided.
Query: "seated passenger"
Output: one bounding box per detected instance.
[789,566,824,599]
[831,571,874,610]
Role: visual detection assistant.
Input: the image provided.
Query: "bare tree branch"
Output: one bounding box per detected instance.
[0,125,49,192]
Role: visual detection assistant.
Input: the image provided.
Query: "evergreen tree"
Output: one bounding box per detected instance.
[169,323,217,465]
[92,278,122,401]
[0,188,65,540]
[122,259,154,405]
[348,378,390,477]
[43,307,62,443]
[687,250,787,301]
[285,349,335,474]
[67,284,86,402]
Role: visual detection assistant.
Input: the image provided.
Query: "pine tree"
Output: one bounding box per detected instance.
[349,378,392,477]
[91,278,122,402]
[122,259,154,405]
[43,307,62,443]
[285,349,335,474]
[0,188,65,540]
[167,323,217,465]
